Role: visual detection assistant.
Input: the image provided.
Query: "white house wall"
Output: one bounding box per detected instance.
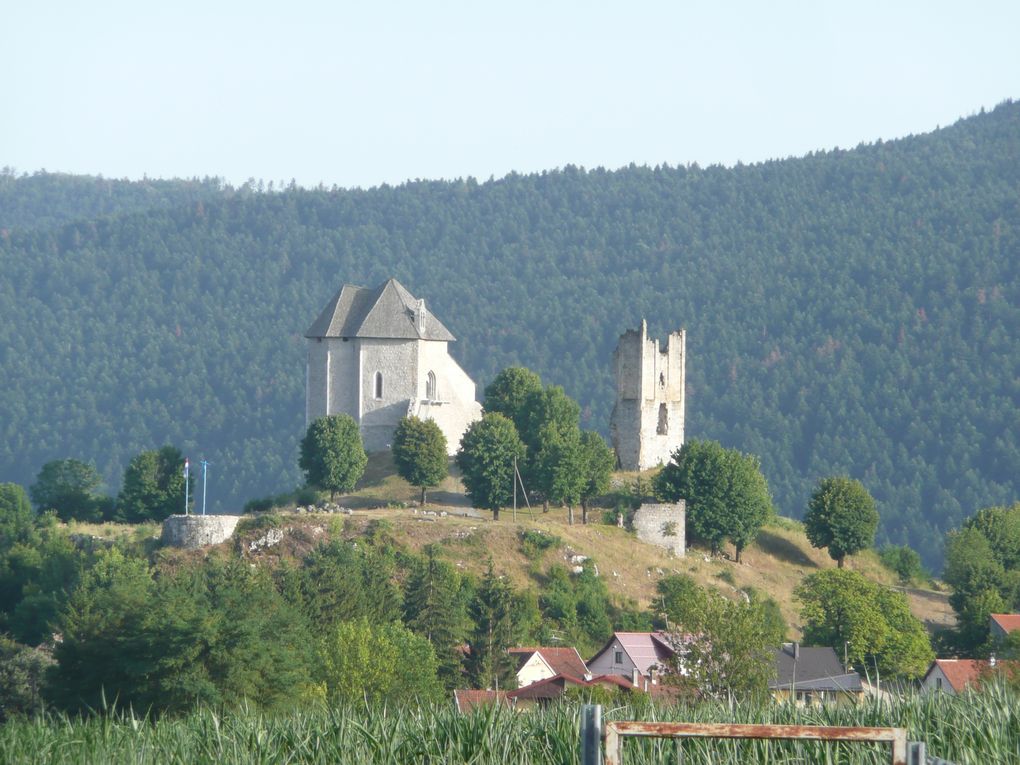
[587,639,637,679]
[921,666,955,695]
[516,654,555,688]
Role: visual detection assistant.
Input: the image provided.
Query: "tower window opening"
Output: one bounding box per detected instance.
[656,403,668,435]
[659,372,665,387]
[374,371,384,399]
[426,370,437,400]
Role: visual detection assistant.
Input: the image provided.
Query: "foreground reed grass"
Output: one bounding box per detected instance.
[1,685,1016,764]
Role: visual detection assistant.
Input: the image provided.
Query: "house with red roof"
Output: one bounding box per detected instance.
[989,613,1020,641]
[508,647,589,689]
[921,658,1020,695]
[586,631,676,685]
[452,688,511,714]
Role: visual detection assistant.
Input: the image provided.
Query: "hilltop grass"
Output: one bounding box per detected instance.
[59,461,954,639]
[1,687,1015,764]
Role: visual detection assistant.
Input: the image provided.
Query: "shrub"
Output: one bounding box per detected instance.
[243,496,276,514]
[519,529,561,560]
[879,544,927,584]
[235,513,285,534]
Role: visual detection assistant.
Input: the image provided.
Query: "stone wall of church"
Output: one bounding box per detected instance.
[306,337,359,426]
[360,338,420,451]
[413,340,483,455]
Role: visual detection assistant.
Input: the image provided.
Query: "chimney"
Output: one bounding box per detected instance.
[632,667,640,686]
[416,299,427,333]
[793,642,800,661]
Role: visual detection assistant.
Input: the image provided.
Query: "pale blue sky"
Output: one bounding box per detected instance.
[4,1,1018,189]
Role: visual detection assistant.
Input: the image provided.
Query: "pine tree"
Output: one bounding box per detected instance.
[403,546,466,687]
[467,559,518,690]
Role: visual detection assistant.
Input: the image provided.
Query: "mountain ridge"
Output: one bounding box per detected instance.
[1,100,1017,568]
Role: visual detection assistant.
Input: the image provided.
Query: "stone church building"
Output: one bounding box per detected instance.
[304,278,482,453]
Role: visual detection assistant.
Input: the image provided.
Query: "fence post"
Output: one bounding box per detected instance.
[580,704,603,765]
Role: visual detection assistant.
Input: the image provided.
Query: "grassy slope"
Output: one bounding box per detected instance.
[74,454,954,641]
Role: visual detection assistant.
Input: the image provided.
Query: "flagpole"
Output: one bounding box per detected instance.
[201,459,209,516]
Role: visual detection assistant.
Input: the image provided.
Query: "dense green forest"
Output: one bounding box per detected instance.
[1,102,1018,567]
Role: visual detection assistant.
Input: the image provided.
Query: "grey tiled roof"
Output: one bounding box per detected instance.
[769,644,862,691]
[305,278,456,341]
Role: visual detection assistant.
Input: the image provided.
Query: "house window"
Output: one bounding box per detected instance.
[936,677,942,690]
[614,651,624,665]
[426,370,437,400]
[374,372,383,399]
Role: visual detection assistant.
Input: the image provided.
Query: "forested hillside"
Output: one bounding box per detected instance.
[0,169,229,232]
[1,102,1017,567]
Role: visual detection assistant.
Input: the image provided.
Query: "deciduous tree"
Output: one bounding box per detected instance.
[299,415,367,500]
[482,367,543,434]
[653,440,772,562]
[804,477,879,568]
[578,431,615,524]
[115,446,190,523]
[318,617,442,704]
[795,568,933,679]
[30,459,108,522]
[658,577,776,700]
[392,417,448,505]
[455,413,525,521]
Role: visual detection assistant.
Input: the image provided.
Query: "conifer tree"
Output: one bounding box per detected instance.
[403,545,467,687]
[467,559,518,690]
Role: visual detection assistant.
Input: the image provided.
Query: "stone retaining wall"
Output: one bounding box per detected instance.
[161,514,241,549]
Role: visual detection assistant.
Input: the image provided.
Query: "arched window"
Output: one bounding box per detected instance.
[426,370,437,400]
[374,371,384,399]
[656,403,668,435]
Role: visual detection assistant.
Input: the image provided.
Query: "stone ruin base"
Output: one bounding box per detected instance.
[632,501,686,557]
[161,514,241,550]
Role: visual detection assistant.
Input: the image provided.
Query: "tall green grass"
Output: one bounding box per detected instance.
[0,687,1015,764]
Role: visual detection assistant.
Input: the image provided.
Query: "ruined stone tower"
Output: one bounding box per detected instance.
[610,321,686,471]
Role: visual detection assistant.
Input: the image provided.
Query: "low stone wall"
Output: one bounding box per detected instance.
[161,514,241,550]
[632,501,686,557]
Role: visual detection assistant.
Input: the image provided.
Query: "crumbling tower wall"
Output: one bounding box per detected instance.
[610,320,686,471]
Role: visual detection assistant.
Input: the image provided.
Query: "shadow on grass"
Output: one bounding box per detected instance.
[754,529,817,568]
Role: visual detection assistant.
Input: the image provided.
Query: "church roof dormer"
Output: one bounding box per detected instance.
[305,278,456,341]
